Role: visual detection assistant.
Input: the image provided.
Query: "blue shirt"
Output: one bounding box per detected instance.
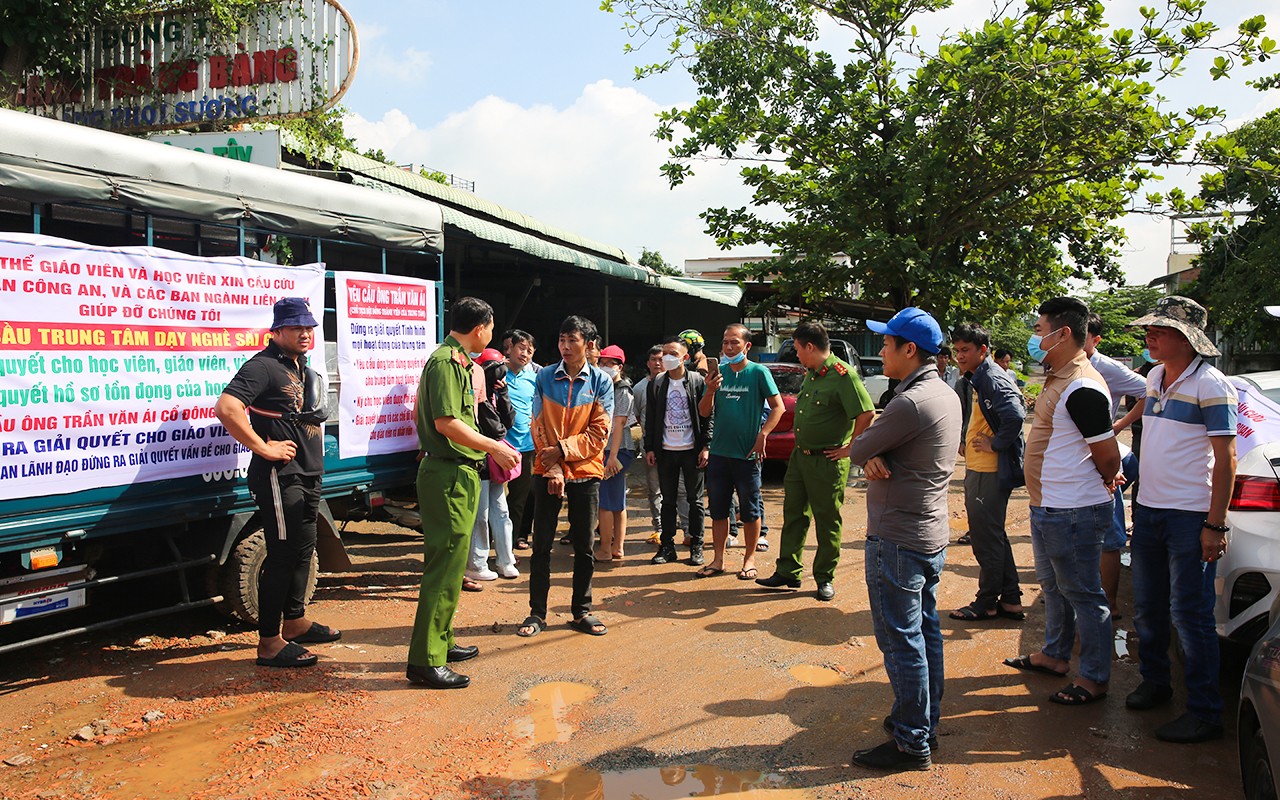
[504,365,538,452]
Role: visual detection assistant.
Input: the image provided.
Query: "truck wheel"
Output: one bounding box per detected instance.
[213,527,319,627]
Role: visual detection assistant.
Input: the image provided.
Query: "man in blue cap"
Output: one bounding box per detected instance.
[217,296,339,669]
[845,307,961,772]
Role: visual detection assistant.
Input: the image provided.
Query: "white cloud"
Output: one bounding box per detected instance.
[344,80,761,267]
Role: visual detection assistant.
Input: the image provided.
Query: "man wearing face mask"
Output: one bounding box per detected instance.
[1004,297,1119,710]
[697,324,784,579]
[645,337,711,565]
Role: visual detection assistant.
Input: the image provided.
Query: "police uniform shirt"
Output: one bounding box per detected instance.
[222,339,324,477]
[793,354,875,450]
[416,334,485,461]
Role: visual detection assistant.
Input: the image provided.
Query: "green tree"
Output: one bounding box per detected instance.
[604,0,1272,325]
[1186,108,1280,348]
[1083,285,1163,358]
[638,246,683,275]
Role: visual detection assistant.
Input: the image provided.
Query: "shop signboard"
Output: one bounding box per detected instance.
[13,0,358,133]
[147,130,282,168]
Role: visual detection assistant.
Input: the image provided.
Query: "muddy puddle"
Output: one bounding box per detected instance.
[787,664,845,686]
[510,681,600,745]
[502,764,810,799]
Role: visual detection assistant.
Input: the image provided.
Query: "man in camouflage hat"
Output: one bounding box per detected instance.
[1123,296,1237,744]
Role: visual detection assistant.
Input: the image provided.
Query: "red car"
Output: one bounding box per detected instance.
[764,362,806,462]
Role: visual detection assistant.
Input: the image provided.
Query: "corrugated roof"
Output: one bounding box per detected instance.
[666,276,744,306]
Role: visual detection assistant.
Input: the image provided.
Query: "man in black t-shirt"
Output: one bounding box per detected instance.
[216,297,339,668]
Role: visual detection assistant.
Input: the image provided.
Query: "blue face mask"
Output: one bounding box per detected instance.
[720,352,747,366]
[1026,328,1063,363]
[1142,348,1155,364]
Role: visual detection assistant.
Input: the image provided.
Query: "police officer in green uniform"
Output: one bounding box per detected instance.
[406,297,519,689]
[758,321,875,601]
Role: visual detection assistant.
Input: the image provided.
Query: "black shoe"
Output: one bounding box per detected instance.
[445,645,478,663]
[1125,681,1173,711]
[406,664,470,689]
[816,582,835,601]
[851,740,931,771]
[689,550,705,566]
[882,717,938,751]
[651,549,676,565]
[756,573,801,589]
[1155,712,1224,743]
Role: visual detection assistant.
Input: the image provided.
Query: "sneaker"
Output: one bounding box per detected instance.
[464,567,499,582]
[727,536,739,548]
[497,564,519,579]
[689,550,705,566]
[1155,712,1224,743]
[851,740,930,771]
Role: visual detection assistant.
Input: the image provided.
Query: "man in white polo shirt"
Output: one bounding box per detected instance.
[1123,296,1236,744]
[1002,297,1120,710]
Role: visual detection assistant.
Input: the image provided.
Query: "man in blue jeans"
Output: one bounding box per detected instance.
[1125,296,1236,743]
[1002,297,1120,710]
[844,308,960,772]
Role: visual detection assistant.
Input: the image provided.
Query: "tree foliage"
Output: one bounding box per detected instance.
[1186,108,1280,348]
[1083,285,1164,358]
[604,0,1272,325]
[638,246,683,275]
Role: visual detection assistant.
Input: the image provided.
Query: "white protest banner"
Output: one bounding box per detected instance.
[1231,377,1280,459]
[0,233,324,500]
[334,272,434,459]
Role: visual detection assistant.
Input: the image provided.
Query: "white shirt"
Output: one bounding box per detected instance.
[1039,377,1115,509]
[1089,351,1148,420]
[662,378,695,450]
[1137,358,1237,512]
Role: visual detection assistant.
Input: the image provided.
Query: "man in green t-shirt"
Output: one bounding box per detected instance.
[405,297,519,690]
[697,324,783,580]
[757,321,875,601]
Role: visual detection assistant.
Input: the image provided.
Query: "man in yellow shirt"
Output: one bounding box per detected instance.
[949,324,1027,623]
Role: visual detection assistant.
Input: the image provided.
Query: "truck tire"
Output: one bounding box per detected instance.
[213,526,319,627]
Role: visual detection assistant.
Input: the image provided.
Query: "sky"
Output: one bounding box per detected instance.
[334,0,1279,288]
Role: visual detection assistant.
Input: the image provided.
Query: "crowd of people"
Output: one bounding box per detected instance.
[218,291,1237,773]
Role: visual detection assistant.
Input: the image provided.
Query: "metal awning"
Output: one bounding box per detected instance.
[0,109,444,253]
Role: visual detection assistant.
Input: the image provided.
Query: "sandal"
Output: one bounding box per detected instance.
[1003,655,1068,677]
[516,616,546,638]
[755,539,770,552]
[285,622,342,644]
[569,615,608,636]
[956,532,972,545]
[514,539,531,551]
[737,567,758,580]
[694,565,725,579]
[996,605,1027,621]
[949,604,999,622]
[462,578,484,593]
[255,641,317,668]
[559,534,572,545]
[1049,683,1107,706]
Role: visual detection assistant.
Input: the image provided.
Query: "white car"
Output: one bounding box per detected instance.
[1215,371,1280,644]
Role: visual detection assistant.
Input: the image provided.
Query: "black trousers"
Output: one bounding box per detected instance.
[657,449,705,550]
[529,477,599,620]
[506,450,536,540]
[247,468,321,638]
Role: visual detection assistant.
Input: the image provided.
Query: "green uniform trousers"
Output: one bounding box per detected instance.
[776,450,850,584]
[408,459,481,667]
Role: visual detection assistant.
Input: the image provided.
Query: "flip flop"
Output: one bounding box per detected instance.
[514,539,531,551]
[756,540,770,552]
[285,622,342,644]
[738,567,759,580]
[569,615,608,636]
[949,604,1000,622]
[996,606,1027,621]
[255,641,317,668]
[1049,683,1108,706]
[1003,655,1068,677]
[516,616,545,638]
[462,578,484,593]
[694,565,726,579]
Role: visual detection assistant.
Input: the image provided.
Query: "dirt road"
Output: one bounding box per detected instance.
[0,465,1244,799]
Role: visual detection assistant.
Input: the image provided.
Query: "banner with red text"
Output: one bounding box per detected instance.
[1231,377,1280,459]
[334,272,434,459]
[0,233,324,500]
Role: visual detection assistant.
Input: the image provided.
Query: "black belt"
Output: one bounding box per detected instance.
[428,455,485,471]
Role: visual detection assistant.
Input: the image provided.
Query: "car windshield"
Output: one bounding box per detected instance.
[1263,387,1280,406]
[769,369,806,394]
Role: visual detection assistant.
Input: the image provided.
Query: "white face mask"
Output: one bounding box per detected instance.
[600,365,617,379]
[661,354,683,372]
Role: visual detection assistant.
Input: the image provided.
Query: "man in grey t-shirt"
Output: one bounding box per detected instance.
[843,307,961,772]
